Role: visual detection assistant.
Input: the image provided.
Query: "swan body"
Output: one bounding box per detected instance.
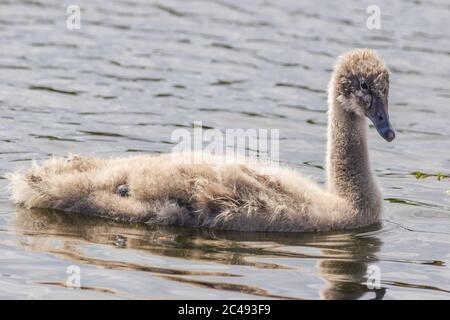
[9,49,395,232]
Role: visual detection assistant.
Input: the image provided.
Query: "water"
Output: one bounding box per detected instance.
[0,0,449,299]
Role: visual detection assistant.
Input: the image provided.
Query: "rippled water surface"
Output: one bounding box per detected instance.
[0,0,449,299]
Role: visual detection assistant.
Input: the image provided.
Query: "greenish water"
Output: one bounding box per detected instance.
[0,0,449,299]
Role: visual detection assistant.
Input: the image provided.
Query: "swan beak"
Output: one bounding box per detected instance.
[367,95,395,142]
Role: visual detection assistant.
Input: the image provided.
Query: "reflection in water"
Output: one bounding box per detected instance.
[318,233,385,300]
[12,208,384,299]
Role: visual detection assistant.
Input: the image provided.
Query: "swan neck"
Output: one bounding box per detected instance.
[326,98,382,212]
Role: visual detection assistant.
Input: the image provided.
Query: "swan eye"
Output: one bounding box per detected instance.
[360,82,368,90]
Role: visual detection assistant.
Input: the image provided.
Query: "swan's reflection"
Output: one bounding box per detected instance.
[12,208,384,299]
[316,230,385,300]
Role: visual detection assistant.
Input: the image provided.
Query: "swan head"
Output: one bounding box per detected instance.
[331,48,395,142]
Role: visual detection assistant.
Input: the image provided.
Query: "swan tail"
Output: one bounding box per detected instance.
[6,155,149,221]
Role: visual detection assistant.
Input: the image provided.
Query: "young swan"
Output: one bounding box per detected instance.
[9,49,395,232]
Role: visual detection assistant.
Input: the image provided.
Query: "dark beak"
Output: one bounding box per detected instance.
[366,95,395,142]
